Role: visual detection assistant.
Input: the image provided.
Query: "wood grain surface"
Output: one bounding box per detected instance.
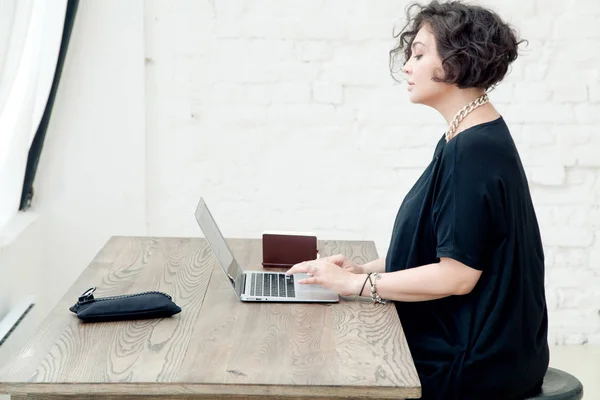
[0,236,421,399]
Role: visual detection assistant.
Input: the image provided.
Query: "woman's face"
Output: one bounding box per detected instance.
[403,24,451,106]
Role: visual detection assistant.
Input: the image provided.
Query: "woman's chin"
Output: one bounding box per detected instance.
[407,90,430,105]
[408,93,421,104]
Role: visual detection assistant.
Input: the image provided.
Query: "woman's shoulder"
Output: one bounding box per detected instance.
[445,116,516,160]
[440,116,520,178]
[454,115,508,145]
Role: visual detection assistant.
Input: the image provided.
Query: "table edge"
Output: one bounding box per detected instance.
[0,382,421,398]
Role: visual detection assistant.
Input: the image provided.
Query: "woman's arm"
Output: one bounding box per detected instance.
[354,257,482,302]
[359,257,386,274]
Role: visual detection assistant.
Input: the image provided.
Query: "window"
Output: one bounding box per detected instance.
[0,0,71,233]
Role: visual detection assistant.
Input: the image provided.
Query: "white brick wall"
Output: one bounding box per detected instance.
[144,0,600,345]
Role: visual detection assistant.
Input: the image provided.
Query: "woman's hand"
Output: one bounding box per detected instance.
[285,257,364,297]
[320,253,364,274]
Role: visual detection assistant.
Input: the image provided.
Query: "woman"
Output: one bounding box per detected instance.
[286,1,549,399]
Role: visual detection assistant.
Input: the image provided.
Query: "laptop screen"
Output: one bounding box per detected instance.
[194,197,245,298]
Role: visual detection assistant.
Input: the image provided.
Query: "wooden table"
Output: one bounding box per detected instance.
[0,236,421,399]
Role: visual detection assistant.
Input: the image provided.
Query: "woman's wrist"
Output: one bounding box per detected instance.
[355,264,365,275]
[360,258,385,274]
[354,273,369,296]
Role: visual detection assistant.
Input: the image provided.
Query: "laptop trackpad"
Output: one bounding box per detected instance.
[294,273,336,294]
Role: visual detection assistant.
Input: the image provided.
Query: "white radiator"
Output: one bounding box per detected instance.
[0,296,35,346]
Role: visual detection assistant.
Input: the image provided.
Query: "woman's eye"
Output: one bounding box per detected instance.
[414,54,423,60]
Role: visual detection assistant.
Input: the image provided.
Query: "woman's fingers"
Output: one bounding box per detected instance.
[323,254,345,266]
[298,276,320,285]
[285,261,313,275]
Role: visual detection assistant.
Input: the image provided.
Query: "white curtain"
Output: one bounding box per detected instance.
[0,0,68,233]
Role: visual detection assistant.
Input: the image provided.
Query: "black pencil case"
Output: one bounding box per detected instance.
[69,287,181,322]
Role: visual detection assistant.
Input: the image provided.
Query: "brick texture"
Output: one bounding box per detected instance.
[144,0,600,345]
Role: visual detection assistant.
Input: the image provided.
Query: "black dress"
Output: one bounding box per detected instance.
[385,116,549,400]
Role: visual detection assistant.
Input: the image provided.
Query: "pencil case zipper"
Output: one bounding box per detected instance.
[75,287,172,308]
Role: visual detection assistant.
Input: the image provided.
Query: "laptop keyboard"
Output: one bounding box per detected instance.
[250,273,296,298]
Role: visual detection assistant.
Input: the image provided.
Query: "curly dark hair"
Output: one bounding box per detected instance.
[389,0,527,91]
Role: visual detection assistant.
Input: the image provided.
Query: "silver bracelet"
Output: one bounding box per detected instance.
[370,272,386,304]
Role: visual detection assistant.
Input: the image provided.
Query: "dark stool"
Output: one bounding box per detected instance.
[525,367,584,400]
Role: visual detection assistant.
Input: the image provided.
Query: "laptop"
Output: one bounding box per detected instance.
[194,197,339,303]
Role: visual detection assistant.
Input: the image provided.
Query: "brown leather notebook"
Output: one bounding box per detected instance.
[262,232,318,268]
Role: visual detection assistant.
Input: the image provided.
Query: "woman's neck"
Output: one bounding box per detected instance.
[434,88,501,135]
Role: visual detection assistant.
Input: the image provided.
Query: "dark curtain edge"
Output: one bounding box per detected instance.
[19,0,80,210]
